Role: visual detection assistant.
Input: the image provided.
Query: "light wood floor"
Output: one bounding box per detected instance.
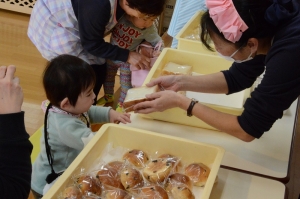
[0,9,120,199]
[1,8,299,199]
[0,9,118,136]
[1,9,46,135]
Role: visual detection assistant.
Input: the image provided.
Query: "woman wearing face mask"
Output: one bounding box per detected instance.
[133,0,300,142]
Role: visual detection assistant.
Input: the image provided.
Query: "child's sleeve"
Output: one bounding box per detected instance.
[56,116,96,150]
[87,106,111,124]
[144,25,164,47]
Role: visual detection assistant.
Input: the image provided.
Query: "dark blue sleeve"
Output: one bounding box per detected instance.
[0,112,33,199]
[238,39,300,138]
[76,0,129,62]
[222,55,266,94]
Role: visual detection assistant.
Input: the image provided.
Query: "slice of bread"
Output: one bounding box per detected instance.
[123,85,159,112]
[161,62,192,76]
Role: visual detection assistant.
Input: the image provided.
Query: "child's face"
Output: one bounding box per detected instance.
[71,85,96,114]
[128,15,157,29]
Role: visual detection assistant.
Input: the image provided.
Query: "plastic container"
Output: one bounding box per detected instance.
[43,124,225,199]
[141,48,250,130]
[176,11,218,56]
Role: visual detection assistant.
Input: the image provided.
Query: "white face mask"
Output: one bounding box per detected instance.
[234,52,253,63]
[217,47,253,63]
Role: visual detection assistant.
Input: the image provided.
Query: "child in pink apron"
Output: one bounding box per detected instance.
[27,0,165,104]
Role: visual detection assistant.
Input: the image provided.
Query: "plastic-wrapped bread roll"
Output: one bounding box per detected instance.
[123,85,159,113]
[62,185,82,199]
[105,189,132,199]
[123,149,149,168]
[106,161,124,172]
[184,163,210,187]
[169,186,195,199]
[136,185,169,199]
[143,159,172,184]
[75,175,102,196]
[165,173,193,192]
[158,154,181,172]
[161,62,192,76]
[120,166,144,190]
[96,167,124,190]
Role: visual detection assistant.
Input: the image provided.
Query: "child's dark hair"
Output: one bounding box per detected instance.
[127,0,167,17]
[200,0,296,51]
[43,54,96,107]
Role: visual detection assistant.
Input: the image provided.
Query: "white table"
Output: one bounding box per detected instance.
[210,168,285,199]
[120,99,298,181]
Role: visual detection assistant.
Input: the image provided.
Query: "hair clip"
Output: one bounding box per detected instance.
[206,0,249,43]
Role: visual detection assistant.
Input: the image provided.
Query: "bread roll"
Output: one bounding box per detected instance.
[158,154,181,171]
[106,161,124,172]
[143,159,172,183]
[62,185,82,199]
[105,189,132,199]
[84,195,102,199]
[165,173,193,192]
[96,167,124,190]
[123,149,149,168]
[169,186,195,199]
[161,62,192,76]
[137,185,169,199]
[123,85,159,112]
[120,166,144,190]
[76,175,102,196]
[185,163,210,187]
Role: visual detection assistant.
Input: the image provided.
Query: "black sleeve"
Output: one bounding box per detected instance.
[238,39,300,138]
[77,0,129,62]
[222,55,266,94]
[0,112,33,199]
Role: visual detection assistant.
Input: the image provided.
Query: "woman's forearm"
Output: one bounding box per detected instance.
[180,72,229,94]
[177,96,254,142]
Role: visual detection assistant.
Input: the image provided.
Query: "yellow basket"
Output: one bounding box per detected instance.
[141,48,250,130]
[43,124,225,199]
[176,11,218,55]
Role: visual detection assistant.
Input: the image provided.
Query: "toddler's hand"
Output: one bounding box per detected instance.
[138,41,154,58]
[152,50,161,57]
[109,109,131,124]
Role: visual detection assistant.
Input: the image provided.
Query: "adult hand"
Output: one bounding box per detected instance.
[133,90,181,114]
[146,75,181,92]
[0,65,23,114]
[127,51,151,70]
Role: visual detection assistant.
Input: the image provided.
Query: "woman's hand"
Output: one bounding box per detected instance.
[109,110,131,124]
[0,65,23,114]
[127,51,151,70]
[133,90,182,114]
[146,75,182,92]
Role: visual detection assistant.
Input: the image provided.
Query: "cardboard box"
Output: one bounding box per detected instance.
[176,11,218,56]
[43,124,225,199]
[141,48,250,130]
[161,0,177,33]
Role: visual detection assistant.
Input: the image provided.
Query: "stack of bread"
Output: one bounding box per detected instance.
[60,148,211,199]
[160,62,192,76]
[123,85,160,113]
[123,62,193,113]
[161,62,193,96]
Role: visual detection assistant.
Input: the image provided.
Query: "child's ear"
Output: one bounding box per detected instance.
[60,97,71,110]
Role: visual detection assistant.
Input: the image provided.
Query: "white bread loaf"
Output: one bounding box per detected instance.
[123,85,159,112]
[161,62,192,76]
